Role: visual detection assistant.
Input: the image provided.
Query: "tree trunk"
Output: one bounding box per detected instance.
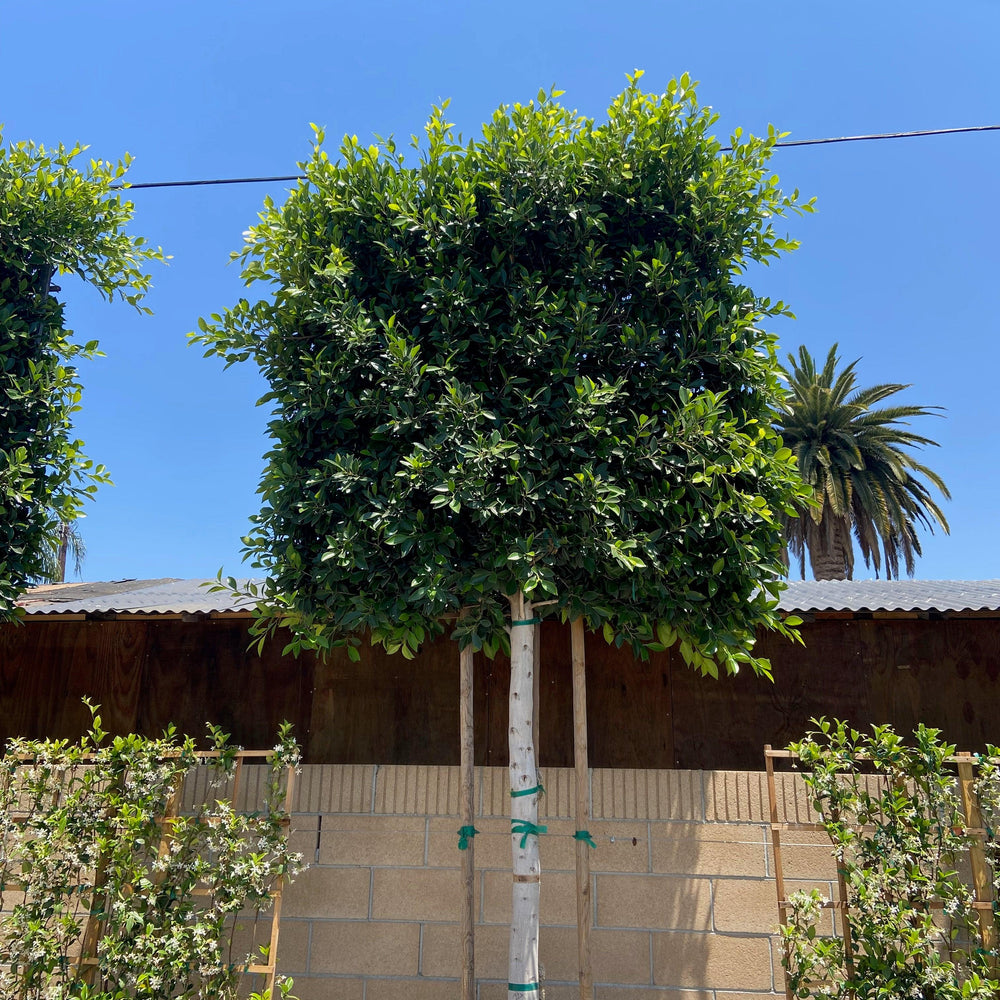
[508,591,541,999]
[808,518,853,581]
[56,522,68,583]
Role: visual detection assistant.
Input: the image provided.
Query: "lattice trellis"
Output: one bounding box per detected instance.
[1,747,295,996]
[765,744,997,1000]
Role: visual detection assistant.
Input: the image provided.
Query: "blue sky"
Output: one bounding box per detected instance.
[3,1,998,582]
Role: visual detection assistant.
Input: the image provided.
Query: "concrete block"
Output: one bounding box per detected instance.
[427,816,509,869]
[308,920,420,976]
[652,932,773,991]
[284,976,363,1000]
[703,771,770,825]
[479,985,580,1000]
[273,916,310,974]
[288,815,320,862]
[421,921,509,978]
[771,830,838,881]
[373,764,461,816]
[294,764,374,814]
[715,993,783,1000]
[283,865,371,919]
[476,979,580,1000]
[713,878,830,935]
[480,767,513,817]
[590,928,652,985]
[537,766,575,819]
[371,866,466,921]
[596,874,712,931]
[365,978,461,1000]
[650,823,766,878]
[592,769,703,822]
[596,990,712,1000]
[318,815,426,866]
[586,821,651,873]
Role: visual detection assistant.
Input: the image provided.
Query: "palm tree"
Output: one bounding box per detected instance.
[776,344,950,581]
[33,520,87,584]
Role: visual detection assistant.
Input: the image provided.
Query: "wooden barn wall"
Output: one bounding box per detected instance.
[2,616,1000,769]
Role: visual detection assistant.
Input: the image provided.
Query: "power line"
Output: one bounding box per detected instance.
[122,174,304,190]
[114,124,1000,191]
[721,123,1000,152]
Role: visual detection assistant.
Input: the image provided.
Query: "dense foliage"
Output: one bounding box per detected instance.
[0,707,300,1000]
[784,720,1000,1000]
[197,74,811,674]
[0,133,162,616]
[776,344,950,580]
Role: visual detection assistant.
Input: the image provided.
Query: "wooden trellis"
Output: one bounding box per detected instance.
[765,745,997,1000]
[1,748,295,996]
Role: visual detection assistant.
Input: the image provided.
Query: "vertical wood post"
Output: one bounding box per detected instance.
[765,747,793,1000]
[461,644,476,1000]
[957,751,996,966]
[571,619,593,1000]
[831,807,855,981]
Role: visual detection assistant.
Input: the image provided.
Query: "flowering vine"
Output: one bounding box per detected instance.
[0,704,301,1000]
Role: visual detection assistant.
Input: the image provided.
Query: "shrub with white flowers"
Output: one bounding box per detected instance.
[0,704,301,1000]
[783,720,997,1000]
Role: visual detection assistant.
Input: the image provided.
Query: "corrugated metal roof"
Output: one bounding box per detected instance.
[16,577,1000,617]
[18,578,257,615]
[776,579,1000,614]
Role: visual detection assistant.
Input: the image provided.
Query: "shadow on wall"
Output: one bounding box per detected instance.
[268,763,846,995]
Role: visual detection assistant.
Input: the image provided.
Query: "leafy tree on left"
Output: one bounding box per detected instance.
[0,132,163,617]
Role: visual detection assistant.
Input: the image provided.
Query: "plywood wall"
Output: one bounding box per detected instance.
[3,615,1000,768]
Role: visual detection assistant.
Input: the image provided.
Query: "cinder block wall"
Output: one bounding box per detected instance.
[272,766,837,1000]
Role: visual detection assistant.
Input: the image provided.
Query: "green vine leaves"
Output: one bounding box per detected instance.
[0,706,300,1000]
[784,719,1000,1000]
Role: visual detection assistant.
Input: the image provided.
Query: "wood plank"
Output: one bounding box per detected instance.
[571,619,594,1000]
[671,620,874,770]
[136,620,311,754]
[0,620,146,745]
[581,631,672,768]
[307,631,463,764]
[460,644,476,1000]
[4,614,1000,768]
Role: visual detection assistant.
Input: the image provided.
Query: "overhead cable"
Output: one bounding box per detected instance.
[114,124,1000,191]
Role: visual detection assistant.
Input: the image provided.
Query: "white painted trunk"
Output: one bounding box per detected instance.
[509,591,540,999]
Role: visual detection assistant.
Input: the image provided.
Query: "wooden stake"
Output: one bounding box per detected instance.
[957,752,996,967]
[765,747,793,1000]
[461,643,476,1000]
[571,618,594,1000]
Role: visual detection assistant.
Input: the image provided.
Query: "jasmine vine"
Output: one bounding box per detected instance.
[0,704,301,1000]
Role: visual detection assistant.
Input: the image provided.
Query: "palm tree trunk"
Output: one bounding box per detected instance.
[809,526,852,581]
[56,523,69,583]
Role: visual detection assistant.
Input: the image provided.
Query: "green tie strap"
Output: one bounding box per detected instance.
[457,825,480,850]
[511,819,547,848]
[511,617,542,626]
[573,829,597,849]
[510,783,544,798]
[508,983,539,992]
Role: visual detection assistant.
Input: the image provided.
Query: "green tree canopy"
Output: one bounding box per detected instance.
[776,343,950,580]
[197,73,811,675]
[0,133,162,616]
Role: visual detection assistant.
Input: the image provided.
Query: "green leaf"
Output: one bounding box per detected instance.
[190,77,807,666]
